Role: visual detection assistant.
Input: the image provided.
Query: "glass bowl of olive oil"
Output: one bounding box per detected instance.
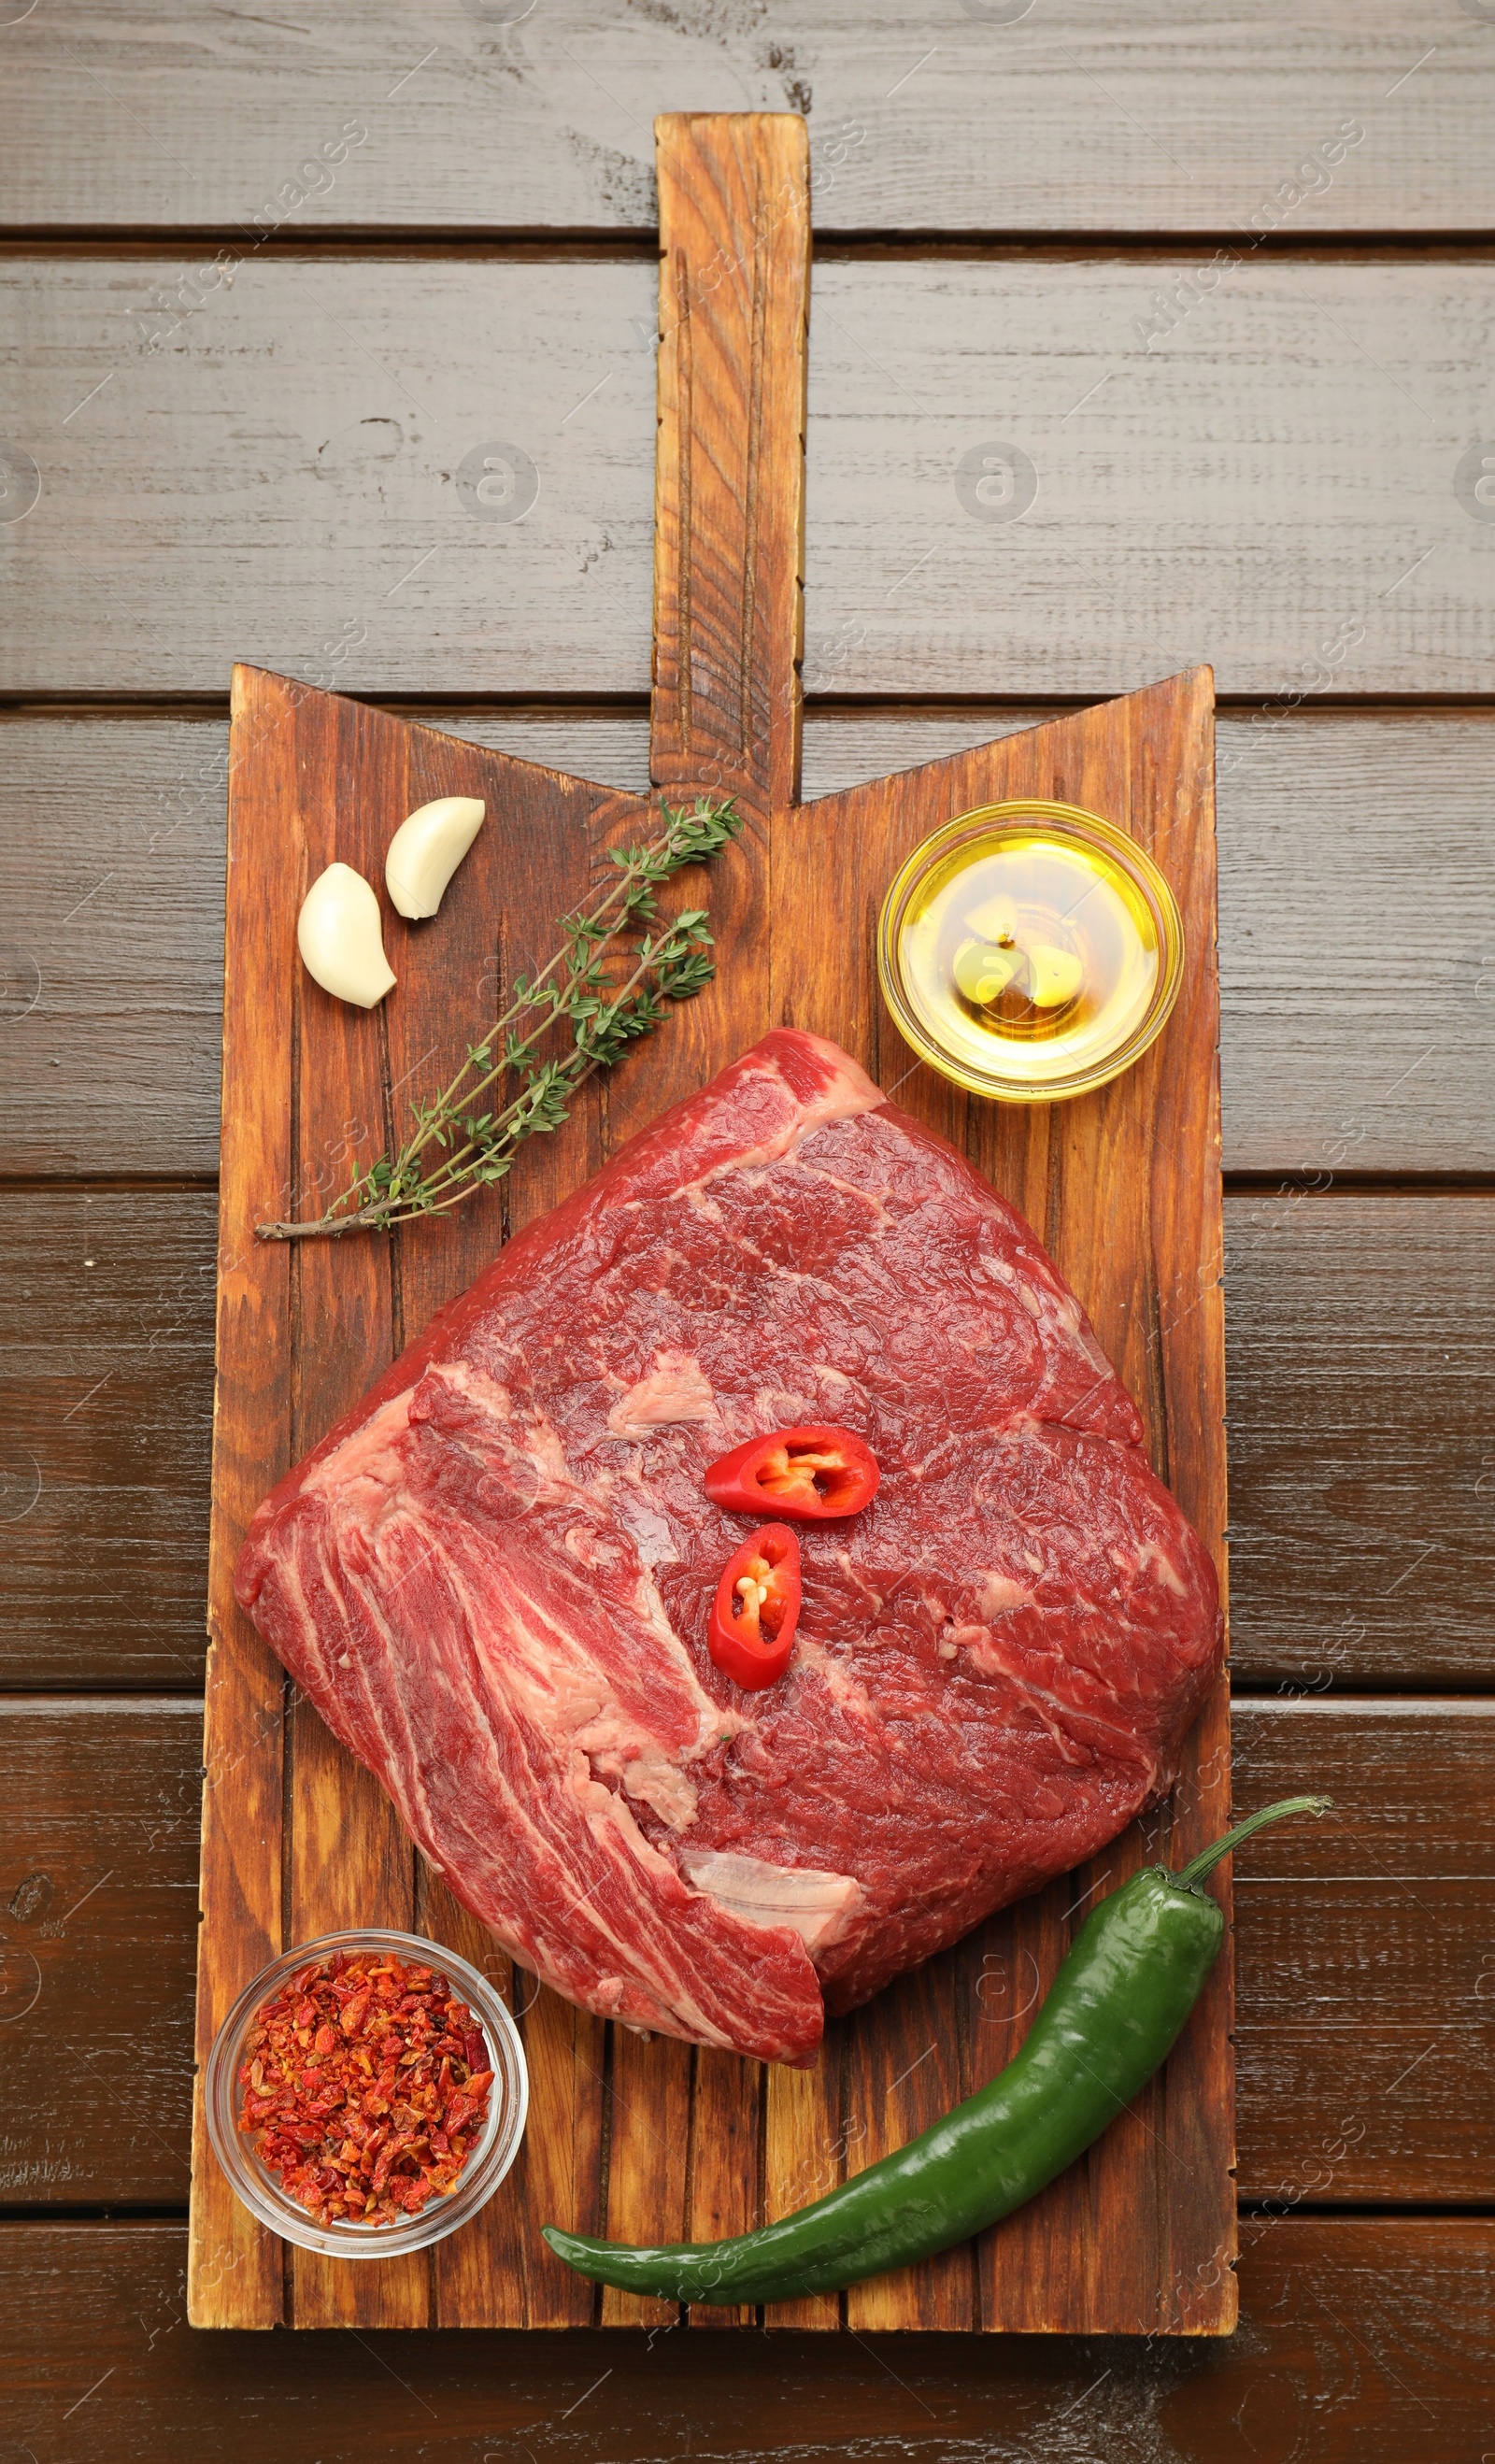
[877,800,1185,1104]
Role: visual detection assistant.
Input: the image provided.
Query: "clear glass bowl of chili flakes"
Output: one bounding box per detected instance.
[205,1930,529,2257]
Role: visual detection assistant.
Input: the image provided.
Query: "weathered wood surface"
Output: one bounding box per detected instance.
[2,3,1489,236]
[1225,1193,1495,1687]
[190,111,1234,2333]
[6,1700,1492,2214]
[648,112,809,831]
[7,709,1494,1182]
[4,258,1493,698]
[766,668,1236,2334]
[192,671,643,2329]
[5,2216,1495,2457]
[190,661,1234,2329]
[0,1701,200,2210]
[605,112,810,2335]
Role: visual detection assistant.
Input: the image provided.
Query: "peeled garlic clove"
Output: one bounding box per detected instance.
[385,795,486,919]
[296,862,396,1008]
[1028,943,1084,1009]
[963,893,1019,945]
[953,937,1019,1007]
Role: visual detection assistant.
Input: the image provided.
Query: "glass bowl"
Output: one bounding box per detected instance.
[876,799,1186,1104]
[204,1927,529,2258]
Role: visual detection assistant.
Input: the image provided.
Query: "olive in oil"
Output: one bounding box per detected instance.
[898,829,1162,1096]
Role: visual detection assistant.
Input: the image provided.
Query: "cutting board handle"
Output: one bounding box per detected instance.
[649,112,810,822]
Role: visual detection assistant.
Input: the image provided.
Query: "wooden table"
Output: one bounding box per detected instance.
[1,9,1491,2454]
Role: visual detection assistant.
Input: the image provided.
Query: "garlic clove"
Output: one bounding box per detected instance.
[963,893,1019,945]
[952,937,1019,1008]
[385,795,486,919]
[296,862,397,1008]
[1028,943,1084,1009]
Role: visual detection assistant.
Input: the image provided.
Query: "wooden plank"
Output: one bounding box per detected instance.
[3,6,1492,235]
[191,674,651,2324]
[7,1697,1493,2209]
[843,1949,972,2330]
[278,691,425,2331]
[190,662,291,2330]
[777,672,1234,2332]
[7,706,1493,1180]
[6,1198,1492,1703]
[1224,1193,1495,1687]
[415,1867,604,2332]
[648,111,809,829]
[387,719,613,2334]
[592,107,811,2335]
[761,2029,844,2330]
[2,2215,1492,2457]
[1235,1698,1495,2206]
[598,2030,690,2332]
[4,258,1493,698]
[0,1185,218,1688]
[0,1702,199,2209]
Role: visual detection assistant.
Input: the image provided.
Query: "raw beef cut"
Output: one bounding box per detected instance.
[236,1029,1223,2066]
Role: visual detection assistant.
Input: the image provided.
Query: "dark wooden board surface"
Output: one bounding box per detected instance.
[7,709,1494,1181]
[2,3,1490,235]
[5,1700,1491,2213]
[3,2217,1492,2460]
[4,257,1493,698]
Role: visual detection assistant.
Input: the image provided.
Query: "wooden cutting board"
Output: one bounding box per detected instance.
[190,111,1232,2334]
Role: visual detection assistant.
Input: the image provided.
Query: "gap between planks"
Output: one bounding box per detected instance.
[4,232,1495,262]
[7,693,1495,719]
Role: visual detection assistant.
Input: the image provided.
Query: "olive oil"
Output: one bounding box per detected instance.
[881,808,1182,1103]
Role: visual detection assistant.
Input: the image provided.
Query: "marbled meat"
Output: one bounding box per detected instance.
[235,1030,1223,2065]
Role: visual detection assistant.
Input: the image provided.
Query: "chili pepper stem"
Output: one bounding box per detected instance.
[1174,1794,1333,1892]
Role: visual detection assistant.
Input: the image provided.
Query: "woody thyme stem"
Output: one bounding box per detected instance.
[256,795,742,1242]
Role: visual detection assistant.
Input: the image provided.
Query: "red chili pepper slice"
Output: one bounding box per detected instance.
[707,1523,802,1691]
[703,1424,880,1521]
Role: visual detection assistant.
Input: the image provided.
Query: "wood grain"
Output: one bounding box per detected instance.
[761,2033,843,2330]
[188,118,1232,2331]
[649,112,808,826]
[7,1698,1493,2213]
[280,692,423,2330]
[783,672,1237,2331]
[1224,1193,1495,1687]
[8,708,1494,1180]
[4,258,1493,697]
[0,7,1482,2428]
[190,662,291,2330]
[3,2216,1492,2458]
[3,4,1491,236]
[191,670,654,2326]
[0,1184,218,1688]
[0,1702,200,2210]
[592,107,809,2336]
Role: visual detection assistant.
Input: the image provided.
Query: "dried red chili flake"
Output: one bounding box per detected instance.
[236,1951,494,2228]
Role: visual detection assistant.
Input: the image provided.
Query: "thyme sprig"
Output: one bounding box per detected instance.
[257,794,742,1241]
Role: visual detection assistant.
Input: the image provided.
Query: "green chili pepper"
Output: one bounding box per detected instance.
[543,1795,1330,2307]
